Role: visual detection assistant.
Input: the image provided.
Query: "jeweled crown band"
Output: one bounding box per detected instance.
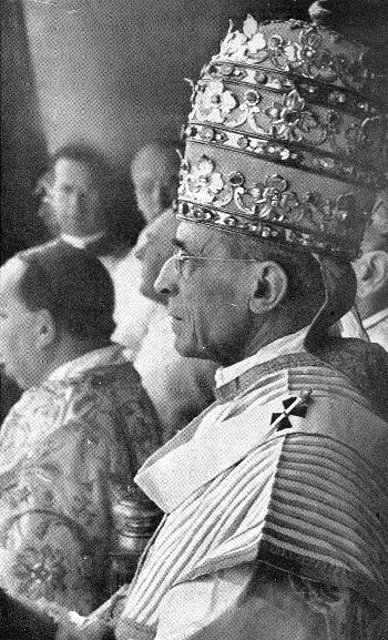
[201,62,381,116]
[184,123,385,191]
[177,152,371,260]
[215,16,384,99]
[190,77,384,159]
[185,71,386,189]
[176,201,353,258]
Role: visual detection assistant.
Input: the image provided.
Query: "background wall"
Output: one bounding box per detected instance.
[23,0,295,170]
[2,0,49,260]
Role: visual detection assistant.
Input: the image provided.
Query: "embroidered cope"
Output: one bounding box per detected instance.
[0,345,162,616]
[110,332,388,640]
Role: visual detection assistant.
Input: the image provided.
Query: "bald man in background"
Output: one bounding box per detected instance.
[131,141,182,224]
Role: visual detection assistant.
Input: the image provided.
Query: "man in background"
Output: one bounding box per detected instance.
[133,208,217,441]
[0,241,162,616]
[43,143,154,356]
[104,139,184,359]
[48,143,142,256]
[340,191,388,349]
[131,141,182,224]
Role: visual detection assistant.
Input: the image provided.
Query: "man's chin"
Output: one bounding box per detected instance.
[173,334,210,360]
[139,282,158,302]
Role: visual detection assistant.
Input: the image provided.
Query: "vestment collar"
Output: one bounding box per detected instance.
[135,328,321,513]
[215,327,308,389]
[47,344,124,383]
[60,230,105,250]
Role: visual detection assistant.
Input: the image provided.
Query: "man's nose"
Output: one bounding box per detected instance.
[67,191,82,214]
[154,256,178,297]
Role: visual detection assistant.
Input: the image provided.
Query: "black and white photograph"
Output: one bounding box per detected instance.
[1,1,387,638]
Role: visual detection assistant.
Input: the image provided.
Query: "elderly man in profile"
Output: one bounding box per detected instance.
[132,207,217,441]
[104,140,185,358]
[0,241,162,617]
[20,8,388,640]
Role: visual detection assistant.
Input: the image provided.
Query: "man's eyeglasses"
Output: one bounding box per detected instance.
[170,247,256,279]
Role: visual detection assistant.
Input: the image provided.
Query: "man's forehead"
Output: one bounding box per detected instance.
[54,158,93,186]
[175,220,227,251]
[152,209,177,234]
[137,210,176,247]
[132,150,170,182]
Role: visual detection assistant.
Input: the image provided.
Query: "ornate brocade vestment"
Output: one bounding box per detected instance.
[0,345,162,615]
[114,340,388,639]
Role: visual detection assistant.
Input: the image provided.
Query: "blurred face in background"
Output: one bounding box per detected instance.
[131,146,176,224]
[50,159,105,237]
[134,209,177,303]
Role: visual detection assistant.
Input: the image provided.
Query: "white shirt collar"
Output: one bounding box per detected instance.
[363,308,388,331]
[48,344,124,382]
[61,230,105,250]
[215,327,308,389]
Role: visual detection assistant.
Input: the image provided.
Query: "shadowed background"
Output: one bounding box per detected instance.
[23,0,309,166]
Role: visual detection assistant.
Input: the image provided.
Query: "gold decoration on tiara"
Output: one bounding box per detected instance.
[178,15,387,259]
[178,155,368,258]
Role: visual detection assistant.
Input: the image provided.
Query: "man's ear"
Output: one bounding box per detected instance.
[248,261,288,315]
[34,309,56,350]
[354,251,388,298]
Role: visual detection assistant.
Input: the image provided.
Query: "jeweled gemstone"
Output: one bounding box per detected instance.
[200,127,215,142]
[215,132,227,143]
[284,111,299,124]
[320,158,335,169]
[219,63,234,76]
[280,149,291,160]
[237,136,249,149]
[229,171,245,186]
[255,71,267,84]
[244,89,260,105]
